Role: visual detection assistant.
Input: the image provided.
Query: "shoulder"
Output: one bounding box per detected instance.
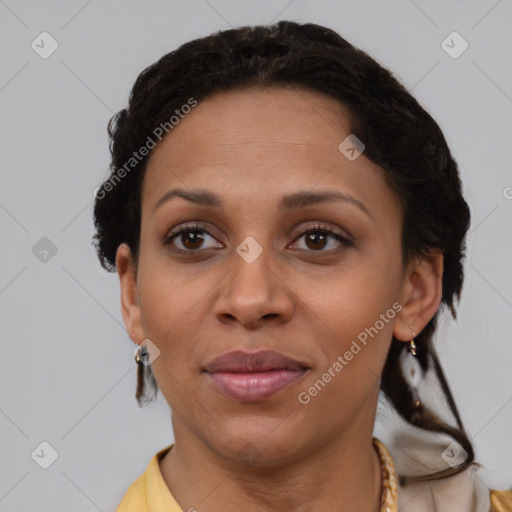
[490,488,512,512]
[116,444,180,512]
[116,471,148,512]
[116,445,174,512]
[381,430,512,512]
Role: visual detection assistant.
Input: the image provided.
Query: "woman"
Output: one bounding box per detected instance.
[92,21,512,512]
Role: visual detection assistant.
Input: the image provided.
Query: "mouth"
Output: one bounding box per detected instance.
[203,349,310,402]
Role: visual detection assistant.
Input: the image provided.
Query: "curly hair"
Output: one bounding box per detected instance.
[92,21,473,485]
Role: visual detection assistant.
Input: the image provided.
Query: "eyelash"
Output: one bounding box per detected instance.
[163,222,354,255]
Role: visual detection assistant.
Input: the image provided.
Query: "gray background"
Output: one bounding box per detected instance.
[0,0,511,510]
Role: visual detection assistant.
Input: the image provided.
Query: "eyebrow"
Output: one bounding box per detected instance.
[151,187,374,221]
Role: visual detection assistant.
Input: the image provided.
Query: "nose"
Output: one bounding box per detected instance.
[213,245,294,330]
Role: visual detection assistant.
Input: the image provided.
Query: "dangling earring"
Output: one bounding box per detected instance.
[399,325,422,408]
[134,340,150,365]
[134,343,143,364]
[134,340,150,405]
[133,339,160,406]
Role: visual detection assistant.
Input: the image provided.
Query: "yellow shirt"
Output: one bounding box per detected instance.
[116,444,181,512]
[116,441,512,512]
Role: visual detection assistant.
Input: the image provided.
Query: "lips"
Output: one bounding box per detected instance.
[204,350,307,373]
[203,350,310,402]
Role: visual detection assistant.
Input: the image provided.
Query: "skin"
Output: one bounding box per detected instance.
[116,86,443,511]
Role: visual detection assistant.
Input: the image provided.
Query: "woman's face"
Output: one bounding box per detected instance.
[117,87,437,465]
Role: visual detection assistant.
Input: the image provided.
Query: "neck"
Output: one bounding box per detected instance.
[160,421,383,512]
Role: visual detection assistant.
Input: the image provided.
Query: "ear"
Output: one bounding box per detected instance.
[116,243,145,345]
[393,250,444,342]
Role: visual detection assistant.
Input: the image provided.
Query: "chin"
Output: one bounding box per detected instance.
[208,420,310,468]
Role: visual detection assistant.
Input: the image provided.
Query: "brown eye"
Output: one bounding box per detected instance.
[293,225,353,253]
[304,232,328,250]
[180,231,205,250]
[164,223,222,252]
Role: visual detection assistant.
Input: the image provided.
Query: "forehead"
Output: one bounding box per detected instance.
[147,87,349,168]
[178,86,345,138]
[141,87,398,222]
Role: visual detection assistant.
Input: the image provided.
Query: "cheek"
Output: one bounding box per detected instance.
[295,281,395,423]
[136,262,199,361]
[135,258,224,399]
[136,274,200,408]
[302,266,397,331]
[294,261,399,378]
